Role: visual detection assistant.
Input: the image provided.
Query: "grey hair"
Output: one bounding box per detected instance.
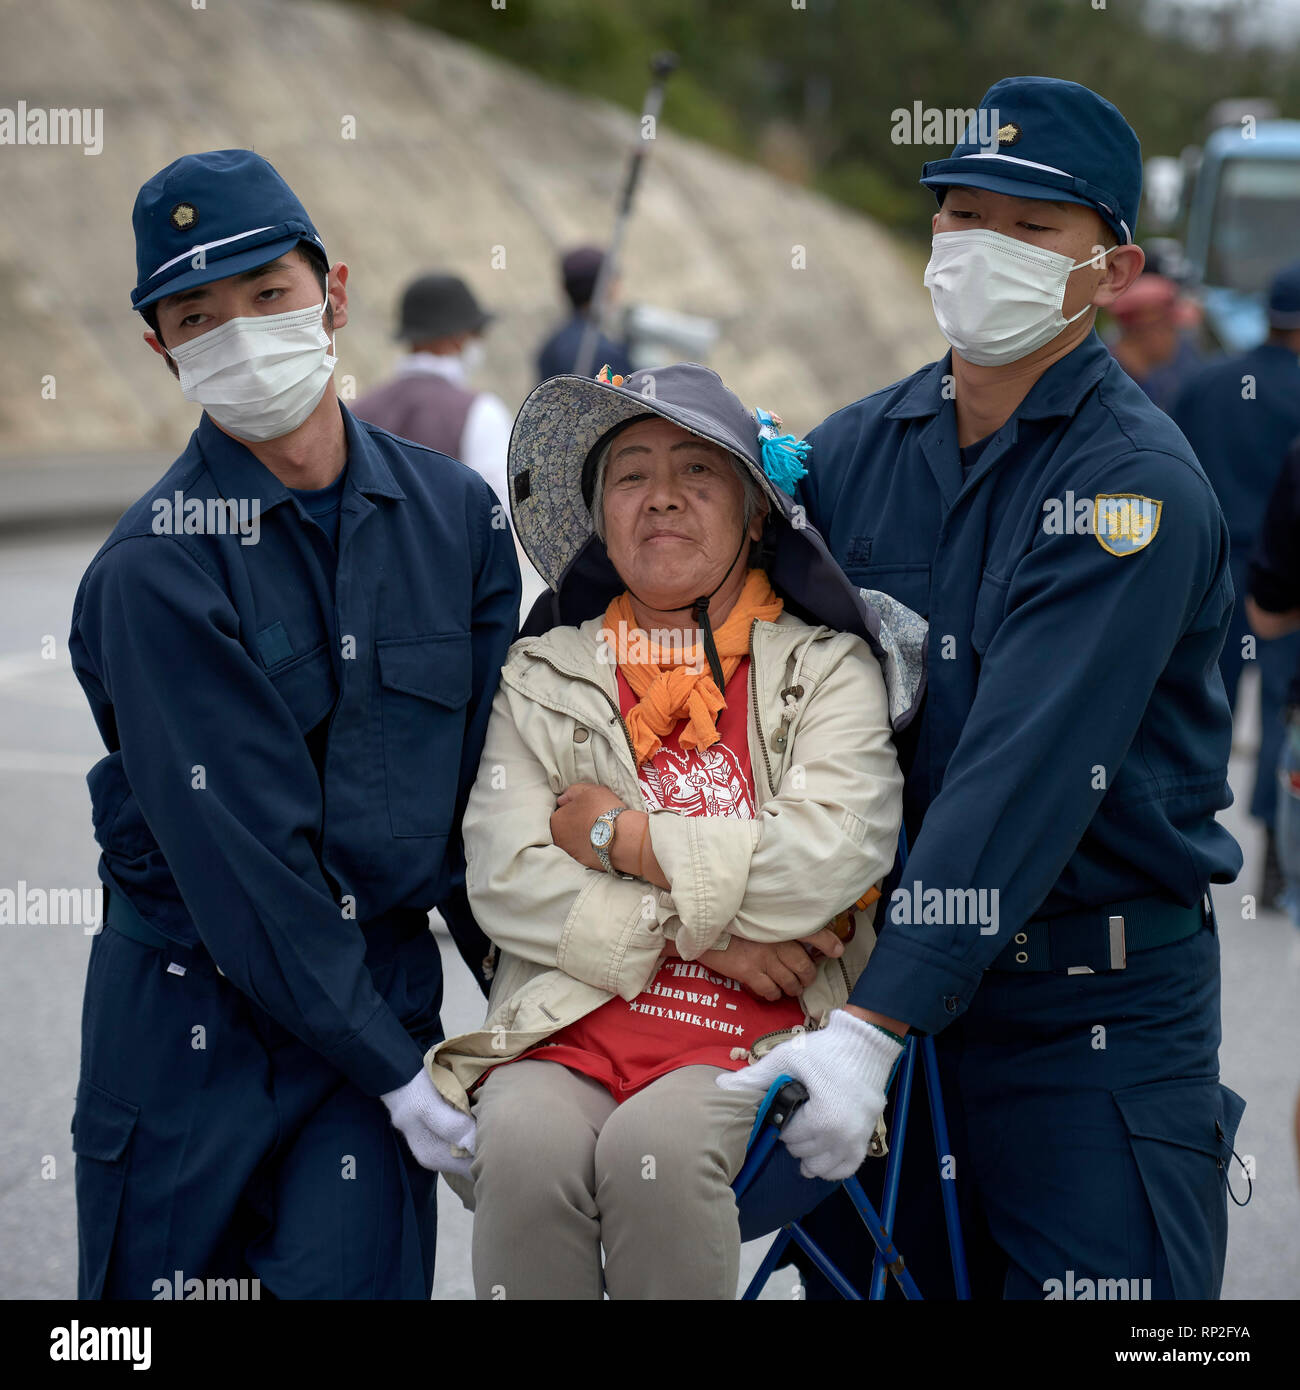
[589,434,765,544]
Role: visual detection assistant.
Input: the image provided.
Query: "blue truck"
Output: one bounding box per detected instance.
[1152,101,1300,352]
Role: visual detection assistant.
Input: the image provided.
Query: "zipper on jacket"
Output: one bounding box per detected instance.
[747,953,852,1056]
[749,1016,813,1054]
[747,619,776,800]
[529,654,639,770]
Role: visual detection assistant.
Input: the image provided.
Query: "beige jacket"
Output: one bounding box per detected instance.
[426,608,905,1129]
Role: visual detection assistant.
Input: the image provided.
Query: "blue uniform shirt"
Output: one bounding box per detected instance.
[1171,342,1300,552]
[799,331,1241,1033]
[70,405,521,1095]
[1248,435,1300,704]
[288,463,349,553]
[536,313,633,385]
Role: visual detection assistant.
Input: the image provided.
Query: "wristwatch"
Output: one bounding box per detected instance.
[590,806,633,877]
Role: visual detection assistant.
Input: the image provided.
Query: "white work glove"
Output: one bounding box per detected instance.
[717,1010,903,1181]
[381,1068,476,1177]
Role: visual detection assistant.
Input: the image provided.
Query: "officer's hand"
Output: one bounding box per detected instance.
[716,1010,902,1180]
[698,929,844,1000]
[381,1068,476,1176]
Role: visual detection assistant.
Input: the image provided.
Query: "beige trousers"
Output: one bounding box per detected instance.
[469,1058,763,1300]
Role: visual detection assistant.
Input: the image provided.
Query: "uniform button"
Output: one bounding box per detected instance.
[1015,950,1028,964]
[943,994,958,1014]
[1014,932,1027,945]
[573,727,589,743]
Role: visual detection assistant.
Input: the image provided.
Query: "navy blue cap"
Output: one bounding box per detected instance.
[919,76,1142,246]
[1268,259,1300,328]
[131,149,326,311]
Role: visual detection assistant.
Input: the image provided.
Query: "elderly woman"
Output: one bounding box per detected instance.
[425,363,922,1299]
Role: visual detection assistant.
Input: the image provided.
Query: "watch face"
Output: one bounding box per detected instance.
[591,818,614,848]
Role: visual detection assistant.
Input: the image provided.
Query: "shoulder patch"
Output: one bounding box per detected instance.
[1093,493,1162,555]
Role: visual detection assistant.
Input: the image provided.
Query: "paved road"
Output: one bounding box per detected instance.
[1,527,1295,1300]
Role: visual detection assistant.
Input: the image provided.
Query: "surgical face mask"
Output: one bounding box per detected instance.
[923,229,1117,367]
[166,297,336,442]
[461,338,485,376]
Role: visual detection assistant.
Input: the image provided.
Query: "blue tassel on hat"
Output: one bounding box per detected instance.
[755,407,809,493]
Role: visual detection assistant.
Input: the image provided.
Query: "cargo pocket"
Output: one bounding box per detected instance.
[1112,1076,1246,1300]
[378,633,472,837]
[71,1077,139,1300]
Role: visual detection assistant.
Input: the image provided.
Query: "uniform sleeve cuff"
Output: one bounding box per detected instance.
[847,930,984,1036]
[324,1004,427,1098]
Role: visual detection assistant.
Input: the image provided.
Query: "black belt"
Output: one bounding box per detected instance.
[105,887,224,979]
[105,887,430,976]
[988,894,1213,974]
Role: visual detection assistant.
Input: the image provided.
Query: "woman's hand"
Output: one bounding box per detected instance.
[696,927,845,1002]
[551,783,672,889]
[550,782,627,872]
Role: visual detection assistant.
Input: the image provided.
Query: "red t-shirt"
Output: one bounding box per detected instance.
[480,656,805,1102]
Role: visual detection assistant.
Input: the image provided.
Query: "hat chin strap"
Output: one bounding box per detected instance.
[620,526,749,691]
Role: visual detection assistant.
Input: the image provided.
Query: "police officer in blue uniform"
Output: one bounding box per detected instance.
[743,78,1247,1298]
[1172,261,1300,908]
[68,150,520,1299]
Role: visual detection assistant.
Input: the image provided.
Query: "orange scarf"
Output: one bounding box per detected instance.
[603,569,784,766]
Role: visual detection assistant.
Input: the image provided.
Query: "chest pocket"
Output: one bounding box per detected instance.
[971,570,1010,659]
[266,642,337,733]
[378,633,473,838]
[845,562,931,621]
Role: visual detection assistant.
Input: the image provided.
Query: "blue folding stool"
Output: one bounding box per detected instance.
[731,828,970,1300]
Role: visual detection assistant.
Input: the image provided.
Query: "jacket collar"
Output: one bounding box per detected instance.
[503,610,814,702]
[884,331,1113,424]
[197,400,405,511]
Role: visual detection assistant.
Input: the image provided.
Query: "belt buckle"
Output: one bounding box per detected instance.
[1065,914,1127,974]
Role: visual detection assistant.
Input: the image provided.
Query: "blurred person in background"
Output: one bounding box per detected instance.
[536,245,634,383]
[353,272,511,521]
[1244,432,1300,1195]
[1246,430,1300,927]
[355,272,546,607]
[1107,271,1202,414]
[1173,259,1300,910]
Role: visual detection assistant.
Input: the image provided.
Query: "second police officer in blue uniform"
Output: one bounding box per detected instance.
[728,77,1248,1299]
[1172,260,1300,910]
[68,151,520,1299]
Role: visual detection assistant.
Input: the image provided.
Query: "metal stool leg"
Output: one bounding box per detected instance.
[740,1227,794,1300]
[922,1033,971,1299]
[869,1034,918,1299]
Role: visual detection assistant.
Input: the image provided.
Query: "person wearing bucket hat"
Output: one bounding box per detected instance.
[353,272,547,613]
[353,272,505,484]
[783,76,1247,1301]
[421,362,927,1298]
[67,149,521,1299]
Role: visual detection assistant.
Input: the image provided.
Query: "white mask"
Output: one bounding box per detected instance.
[461,338,485,376]
[923,230,1117,366]
[167,297,337,442]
